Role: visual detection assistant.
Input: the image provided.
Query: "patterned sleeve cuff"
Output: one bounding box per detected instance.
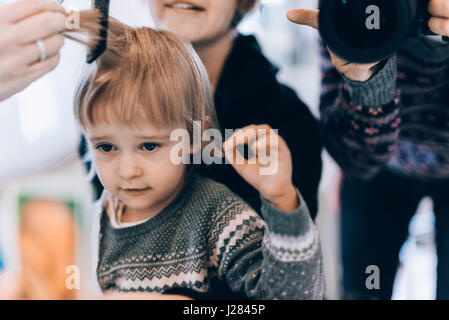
[260,190,320,263]
[343,55,397,106]
[260,189,313,237]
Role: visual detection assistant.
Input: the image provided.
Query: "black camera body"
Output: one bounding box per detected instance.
[318,0,447,63]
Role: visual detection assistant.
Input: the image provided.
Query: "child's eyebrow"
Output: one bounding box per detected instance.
[138,135,170,140]
[89,136,111,142]
[88,135,170,142]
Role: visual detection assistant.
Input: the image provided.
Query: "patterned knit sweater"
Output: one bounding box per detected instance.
[320,37,449,180]
[90,174,324,299]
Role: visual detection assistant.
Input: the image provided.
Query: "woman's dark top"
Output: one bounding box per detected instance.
[79,34,322,219]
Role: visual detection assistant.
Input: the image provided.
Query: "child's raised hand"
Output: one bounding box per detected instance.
[223,124,299,213]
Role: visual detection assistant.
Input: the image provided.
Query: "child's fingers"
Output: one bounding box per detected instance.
[223,129,252,167]
[253,125,282,158]
[223,124,279,168]
[250,134,279,167]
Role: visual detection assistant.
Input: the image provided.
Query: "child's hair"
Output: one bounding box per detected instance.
[67,11,217,137]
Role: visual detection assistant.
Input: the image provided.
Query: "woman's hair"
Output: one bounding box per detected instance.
[232,0,258,27]
[67,10,217,137]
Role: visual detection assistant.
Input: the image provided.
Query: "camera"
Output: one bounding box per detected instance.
[318,0,448,63]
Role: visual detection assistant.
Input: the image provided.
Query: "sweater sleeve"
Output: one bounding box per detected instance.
[209,191,324,300]
[320,43,402,179]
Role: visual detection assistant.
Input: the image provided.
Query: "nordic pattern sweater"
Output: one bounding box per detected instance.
[90,174,324,299]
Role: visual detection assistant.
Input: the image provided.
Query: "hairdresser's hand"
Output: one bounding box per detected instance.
[428,0,449,37]
[287,8,381,82]
[0,0,66,101]
[223,124,299,213]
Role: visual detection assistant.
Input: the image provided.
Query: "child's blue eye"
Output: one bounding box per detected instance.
[96,144,116,153]
[141,143,160,152]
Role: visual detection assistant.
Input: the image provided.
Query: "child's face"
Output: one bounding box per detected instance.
[149,0,238,44]
[85,121,188,215]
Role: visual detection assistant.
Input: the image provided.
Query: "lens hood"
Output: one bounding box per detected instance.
[319,0,414,63]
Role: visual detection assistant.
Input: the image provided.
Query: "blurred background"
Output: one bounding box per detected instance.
[0,0,437,299]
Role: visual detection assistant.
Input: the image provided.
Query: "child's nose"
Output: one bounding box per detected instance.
[118,153,143,179]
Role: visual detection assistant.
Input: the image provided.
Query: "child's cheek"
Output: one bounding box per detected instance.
[92,156,116,190]
[94,151,114,162]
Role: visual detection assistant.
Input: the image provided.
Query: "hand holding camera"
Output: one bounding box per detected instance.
[287,8,381,82]
[288,0,449,82]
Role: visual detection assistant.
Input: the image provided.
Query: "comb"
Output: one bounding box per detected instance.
[86,0,110,63]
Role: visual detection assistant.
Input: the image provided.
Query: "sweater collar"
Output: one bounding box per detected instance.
[99,173,198,237]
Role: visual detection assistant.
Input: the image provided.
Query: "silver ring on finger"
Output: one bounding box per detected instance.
[36,39,47,62]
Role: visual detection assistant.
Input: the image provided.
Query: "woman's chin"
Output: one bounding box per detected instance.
[162,23,208,43]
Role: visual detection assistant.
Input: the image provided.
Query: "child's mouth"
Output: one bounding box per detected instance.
[121,187,152,196]
[165,2,205,12]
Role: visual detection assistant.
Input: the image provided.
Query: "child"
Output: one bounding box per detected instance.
[70,11,323,299]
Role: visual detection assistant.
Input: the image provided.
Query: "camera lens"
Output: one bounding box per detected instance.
[319,0,415,63]
[332,0,397,50]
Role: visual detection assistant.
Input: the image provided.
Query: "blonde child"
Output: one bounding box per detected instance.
[69,11,323,299]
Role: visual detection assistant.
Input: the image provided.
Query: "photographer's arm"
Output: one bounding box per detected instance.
[0,0,66,102]
[319,47,400,179]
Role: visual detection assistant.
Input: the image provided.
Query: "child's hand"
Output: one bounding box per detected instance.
[223,124,299,213]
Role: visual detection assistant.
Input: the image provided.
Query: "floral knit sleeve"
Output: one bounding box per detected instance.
[320,43,402,179]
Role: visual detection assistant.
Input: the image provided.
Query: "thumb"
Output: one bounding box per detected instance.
[287,8,319,30]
